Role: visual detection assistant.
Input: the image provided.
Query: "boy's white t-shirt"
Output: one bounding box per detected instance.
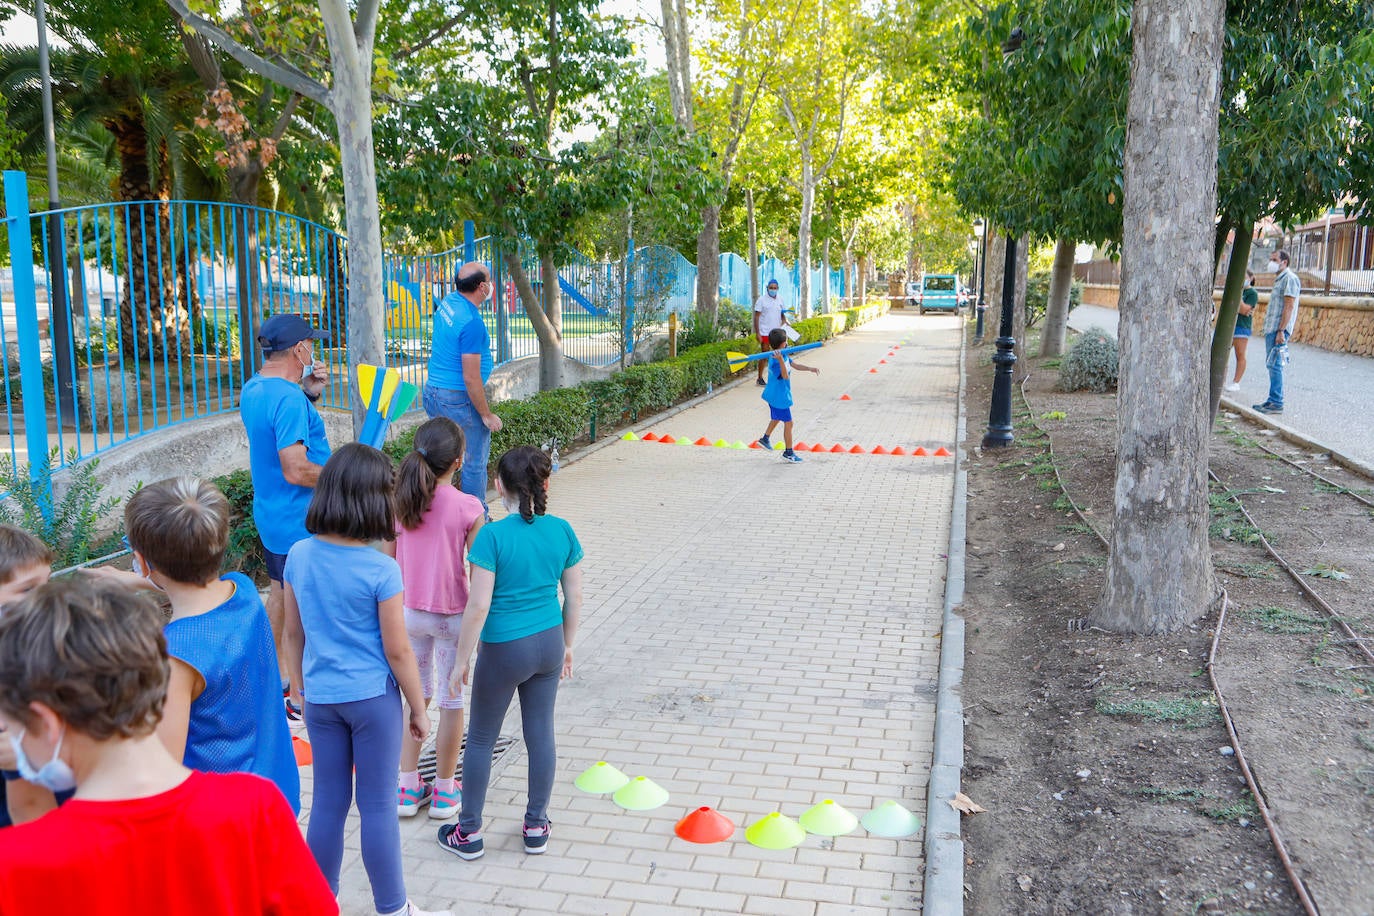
[754,293,787,336]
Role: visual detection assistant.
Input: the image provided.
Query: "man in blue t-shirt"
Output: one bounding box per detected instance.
[239,314,331,718]
[424,262,503,511]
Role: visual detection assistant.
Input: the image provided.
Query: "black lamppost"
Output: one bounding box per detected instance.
[972,218,988,341]
[982,234,1017,449]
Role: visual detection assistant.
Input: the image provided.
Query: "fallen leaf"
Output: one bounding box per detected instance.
[950,792,987,815]
[1017,875,1034,892]
[1051,542,1065,552]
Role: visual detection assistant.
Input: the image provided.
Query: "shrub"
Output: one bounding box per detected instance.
[211,468,267,583]
[1025,272,1083,327]
[1058,328,1119,392]
[717,301,753,339]
[0,449,124,569]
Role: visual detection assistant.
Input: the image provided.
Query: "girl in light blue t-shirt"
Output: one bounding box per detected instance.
[437,446,584,861]
[282,443,448,916]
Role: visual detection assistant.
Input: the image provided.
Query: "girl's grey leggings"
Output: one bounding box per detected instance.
[459,624,564,834]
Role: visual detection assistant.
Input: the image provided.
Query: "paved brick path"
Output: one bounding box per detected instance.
[311,311,961,915]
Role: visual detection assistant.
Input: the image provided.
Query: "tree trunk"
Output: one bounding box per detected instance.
[540,253,564,390]
[796,162,814,320]
[1041,237,1076,357]
[822,236,832,313]
[857,255,868,307]
[747,189,759,308]
[1091,0,1224,635]
[1012,235,1029,372]
[695,204,721,323]
[500,246,564,390]
[322,8,384,435]
[1208,225,1252,423]
[985,231,1006,325]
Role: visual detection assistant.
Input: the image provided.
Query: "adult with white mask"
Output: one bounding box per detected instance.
[1254,249,1301,415]
[753,279,791,386]
[239,313,332,721]
[424,262,504,512]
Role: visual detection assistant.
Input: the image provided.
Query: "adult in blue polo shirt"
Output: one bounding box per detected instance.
[239,313,331,717]
[424,262,503,511]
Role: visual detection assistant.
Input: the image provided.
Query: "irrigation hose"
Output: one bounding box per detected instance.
[1016,377,1322,914]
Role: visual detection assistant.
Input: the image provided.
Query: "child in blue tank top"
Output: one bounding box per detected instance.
[97,477,300,813]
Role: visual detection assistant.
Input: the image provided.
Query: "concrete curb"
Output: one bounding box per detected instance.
[1220,397,1374,481]
[923,324,969,915]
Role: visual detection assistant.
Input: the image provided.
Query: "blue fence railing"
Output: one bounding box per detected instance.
[0,168,846,488]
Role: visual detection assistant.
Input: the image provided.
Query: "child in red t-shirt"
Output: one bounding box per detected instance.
[0,575,337,916]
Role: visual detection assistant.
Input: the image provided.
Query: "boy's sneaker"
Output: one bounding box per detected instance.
[377,900,453,916]
[1253,402,1283,415]
[522,821,551,855]
[437,823,484,860]
[1222,381,1241,392]
[782,449,803,463]
[757,434,771,450]
[397,782,433,817]
[756,377,766,386]
[428,784,461,820]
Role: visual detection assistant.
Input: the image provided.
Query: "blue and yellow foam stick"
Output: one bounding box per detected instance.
[725,341,823,372]
[356,364,420,448]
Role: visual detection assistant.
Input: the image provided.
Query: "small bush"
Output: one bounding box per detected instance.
[0,449,124,569]
[211,468,267,583]
[1058,328,1118,392]
[1025,271,1083,326]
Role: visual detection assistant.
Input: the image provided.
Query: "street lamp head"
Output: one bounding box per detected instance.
[1001,27,1025,59]
[973,218,985,238]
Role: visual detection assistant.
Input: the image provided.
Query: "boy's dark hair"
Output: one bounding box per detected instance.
[124,477,230,585]
[0,575,168,738]
[496,446,551,524]
[0,525,51,584]
[307,442,397,542]
[395,417,466,531]
[767,327,787,349]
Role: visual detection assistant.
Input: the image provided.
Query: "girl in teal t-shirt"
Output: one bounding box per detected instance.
[438,446,584,861]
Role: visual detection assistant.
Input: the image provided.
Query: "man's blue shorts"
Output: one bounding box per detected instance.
[769,406,792,422]
[264,547,289,584]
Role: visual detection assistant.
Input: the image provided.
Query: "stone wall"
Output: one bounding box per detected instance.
[1078,283,1374,357]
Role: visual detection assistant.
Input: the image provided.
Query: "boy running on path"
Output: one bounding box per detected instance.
[756,327,820,463]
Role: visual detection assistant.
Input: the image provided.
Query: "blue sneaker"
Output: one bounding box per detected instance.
[523,821,551,854]
[782,449,803,463]
[757,434,771,450]
[437,824,484,860]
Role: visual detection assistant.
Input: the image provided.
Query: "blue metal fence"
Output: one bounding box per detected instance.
[1,168,847,487]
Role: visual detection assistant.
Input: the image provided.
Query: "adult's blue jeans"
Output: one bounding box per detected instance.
[304,681,406,913]
[1263,331,1284,409]
[423,384,491,513]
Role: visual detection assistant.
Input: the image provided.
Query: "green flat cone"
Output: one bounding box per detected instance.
[574,761,631,794]
[745,811,807,849]
[712,438,729,447]
[799,799,859,836]
[860,800,922,838]
[678,436,694,446]
[621,431,639,441]
[731,441,748,449]
[613,776,669,810]
[773,441,785,451]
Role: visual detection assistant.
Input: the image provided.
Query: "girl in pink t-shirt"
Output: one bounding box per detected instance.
[388,418,485,820]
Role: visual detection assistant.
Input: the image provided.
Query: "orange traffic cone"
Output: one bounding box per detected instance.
[292,735,312,766]
[871,445,889,455]
[848,445,865,454]
[693,437,711,446]
[890,446,908,456]
[868,368,878,374]
[749,440,763,449]
[879,359,887,365]
[675,806,736,844]
[642,432,659,441]
[810,443,827,452]
[934,446,951,457]
[830,444,846,453]
[795,441,810,451]
[659,434,676,444]
[839,394,852,401]
[913,446,929,456]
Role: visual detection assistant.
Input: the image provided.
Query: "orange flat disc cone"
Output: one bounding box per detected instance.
[694,437,712,446]
[912,446,929,456]
[890,446,907,456]
[879,359,887,364]
[642,432,659,441]
[934,447,951,456]
[848,445,865,454]
[675,806,736,844]
[749,441,763,449]
[659,434,676,444]
[868,368,878,374]
[839,394,852,401]
[292,735,312,766]
[795,442,810,451]
[830,444,846,453]
[810,443,826,452]
[871,445,889,455]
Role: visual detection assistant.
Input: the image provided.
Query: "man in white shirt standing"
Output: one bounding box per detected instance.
[753,279,790,386]
[1254,249,1300,416]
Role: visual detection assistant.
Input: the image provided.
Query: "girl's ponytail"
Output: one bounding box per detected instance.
[394,417,466,530]
[496,445,551,523]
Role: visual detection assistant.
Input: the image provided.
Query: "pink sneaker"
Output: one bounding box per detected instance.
[397,782,432,817]
[428,784,461,820]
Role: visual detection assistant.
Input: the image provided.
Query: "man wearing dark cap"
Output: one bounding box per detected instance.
[239,314,332,719]
[424,261,503,512]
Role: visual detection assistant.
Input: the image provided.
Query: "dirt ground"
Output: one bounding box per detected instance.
[957,331,1374,915]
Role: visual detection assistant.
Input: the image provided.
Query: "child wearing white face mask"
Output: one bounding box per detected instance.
[0,575,337,914]
[93,477,301,814]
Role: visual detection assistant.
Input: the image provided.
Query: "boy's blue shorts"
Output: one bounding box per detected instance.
[769,406,792,422]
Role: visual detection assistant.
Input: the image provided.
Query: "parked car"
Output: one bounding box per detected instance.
[917,274,961,314]
[904,281,921,308]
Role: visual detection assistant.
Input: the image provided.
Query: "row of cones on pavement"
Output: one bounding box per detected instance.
[621,430,949,457]
[574,761,921,849]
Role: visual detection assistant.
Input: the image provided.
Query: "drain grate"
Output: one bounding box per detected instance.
[418,735,518,783]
